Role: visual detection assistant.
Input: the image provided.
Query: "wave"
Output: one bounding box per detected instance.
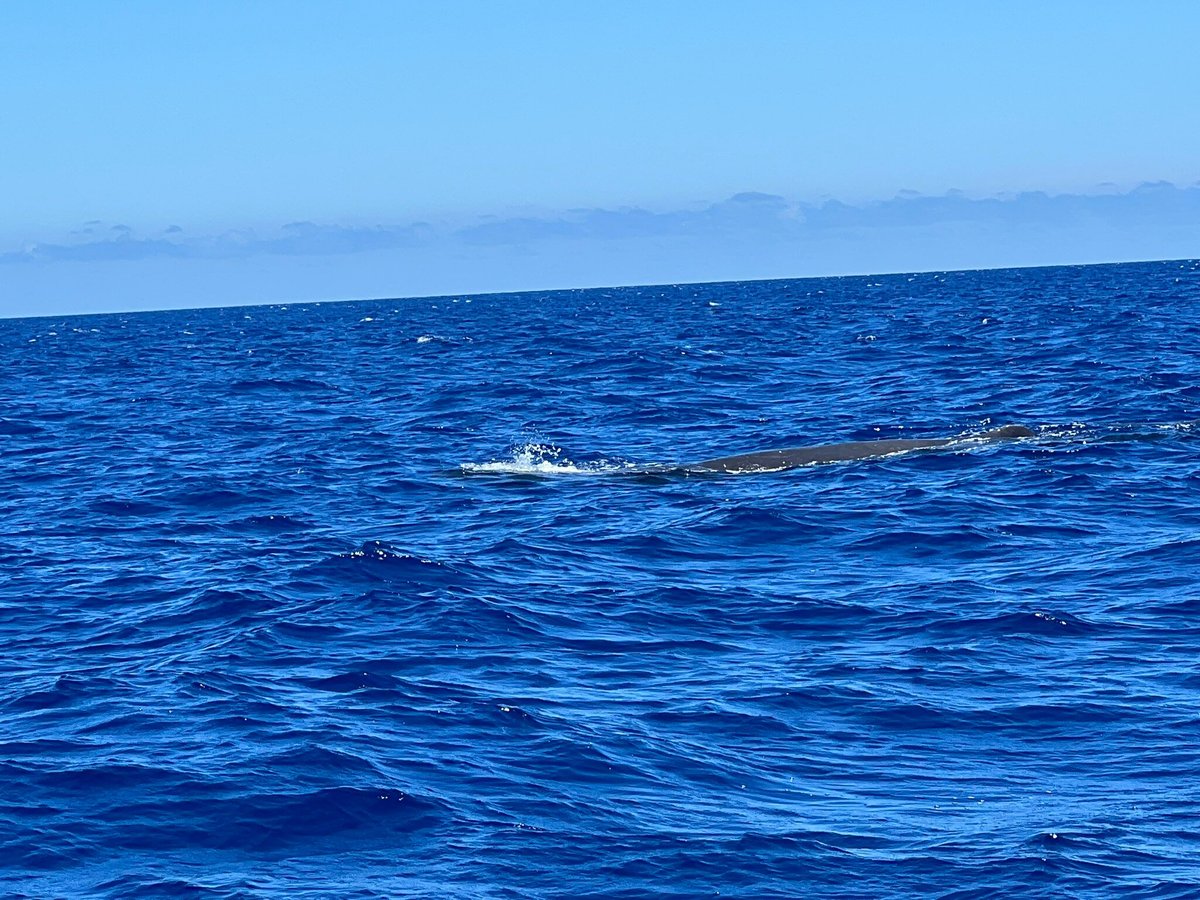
[4,262,1200,898]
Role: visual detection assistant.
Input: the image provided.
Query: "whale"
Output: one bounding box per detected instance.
[691,425,1034,473]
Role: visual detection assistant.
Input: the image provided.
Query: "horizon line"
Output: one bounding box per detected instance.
[6,254,1196,324]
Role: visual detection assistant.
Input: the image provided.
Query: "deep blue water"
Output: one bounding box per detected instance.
[2,259,1200,898]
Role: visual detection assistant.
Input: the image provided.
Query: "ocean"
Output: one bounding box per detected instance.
[2,259,1199,898]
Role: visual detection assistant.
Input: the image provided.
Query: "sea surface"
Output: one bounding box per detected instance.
[2,259,1199,899]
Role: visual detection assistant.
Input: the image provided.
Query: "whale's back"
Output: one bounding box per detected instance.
[693,425,1033,473]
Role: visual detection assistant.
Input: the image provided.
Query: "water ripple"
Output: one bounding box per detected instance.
[2,260,1199,896]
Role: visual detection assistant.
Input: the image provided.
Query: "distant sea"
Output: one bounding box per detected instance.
[3,259,1199,898]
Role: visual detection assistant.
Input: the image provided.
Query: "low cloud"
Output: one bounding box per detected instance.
[1,233,190,263]
[457,182,1200,246]
[1,220,431,264]
[2,182,1196,271]
[242,220,431,256]
[458,191,803,245]
[801,181,1200,230]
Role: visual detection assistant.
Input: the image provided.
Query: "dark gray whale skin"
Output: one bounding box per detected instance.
[692,425,1034,473]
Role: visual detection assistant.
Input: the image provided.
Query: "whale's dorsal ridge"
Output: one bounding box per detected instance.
[980,424,1035,439]
[692,424,1033,474]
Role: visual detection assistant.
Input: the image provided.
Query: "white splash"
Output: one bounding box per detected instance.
[461,443,635,476]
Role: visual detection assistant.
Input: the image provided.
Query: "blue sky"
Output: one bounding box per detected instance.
[2,1,1198,316]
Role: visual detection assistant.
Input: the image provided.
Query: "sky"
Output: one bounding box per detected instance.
[2,0,1198,317]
